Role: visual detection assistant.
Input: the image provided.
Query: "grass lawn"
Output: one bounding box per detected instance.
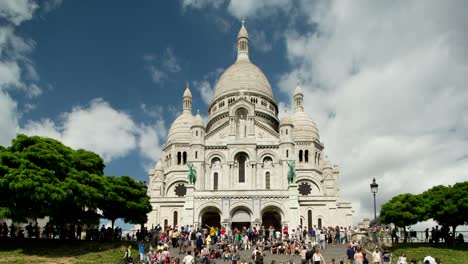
[391,244,468,264]
[0,240,136,264]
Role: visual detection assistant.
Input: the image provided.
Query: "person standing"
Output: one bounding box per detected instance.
[138,242,145,262]
[124,245,134,264]
[346,245,355,264]
[312,249,326,264]
[371,249,381,264]
[354,248,363,264]
[183,250,195,264]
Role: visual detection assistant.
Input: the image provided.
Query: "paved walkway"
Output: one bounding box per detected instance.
[168,244,349,264]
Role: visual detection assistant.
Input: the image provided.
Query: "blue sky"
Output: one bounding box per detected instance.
[1,0,468,223]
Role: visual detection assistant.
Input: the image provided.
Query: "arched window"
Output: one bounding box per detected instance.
[286,129,288,135]
[177,152,181,165]
[308,210,312,230]
[299,150,303,162]
[173,211,178,227]
[213,172,218,190]
[305,150,309,163]
[183,152,187,165]
[196,130,198,137]
[318,218,322,228]
[315,152,318,164]
[236,153,248,183]
[286,150,289,158]
[265,172,271,190]
[195,151,198,159]
[164,219,168,229]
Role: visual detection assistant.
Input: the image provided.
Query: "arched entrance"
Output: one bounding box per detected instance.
[262,207,282,231]
[231,207,251,230]
[200,207,221,228]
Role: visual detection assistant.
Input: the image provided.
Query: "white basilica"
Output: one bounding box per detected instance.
[147,22,352,232]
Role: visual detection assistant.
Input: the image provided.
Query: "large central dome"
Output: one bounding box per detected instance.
[210,21,275,105]
[211,60,274,102]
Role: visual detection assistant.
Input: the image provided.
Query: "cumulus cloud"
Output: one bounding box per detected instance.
[182,0,291,20]
[0,91,19,146]
[20,99,137,161]
[277,1,468,221]
[183,0,468,223]
[250,30,272,53]
[0,0,47,145]
[21,98,168,165]
[144,48,181,84]
[0,0,38,26]
[193,68,224,105]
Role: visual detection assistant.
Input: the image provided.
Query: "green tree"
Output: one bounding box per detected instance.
[0,134,105,224]
[100,176,151,228]
[423,182,468,244]
[380,193,427,229]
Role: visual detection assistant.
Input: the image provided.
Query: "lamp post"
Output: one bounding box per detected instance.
[370,178,379,220]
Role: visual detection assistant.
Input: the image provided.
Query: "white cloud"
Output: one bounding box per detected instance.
[148,65,167,83]
[277,1,468,222]
[0,90,19,146]
[250,30,272,53]
[0,0,38,26]
[182,0,468,224]
[21,118,61,140]
[227,0,291,19]
[182,0,291,20]
[41,0,63,13]
[21,99,138,161]
[162,48,181,73]
[0,1,48,146]
[181,0,225,10]
[21,99,168,166]
[144,48,181,84]
[0,61,21,89]
[194,80,213,105]
[193,68,224,105]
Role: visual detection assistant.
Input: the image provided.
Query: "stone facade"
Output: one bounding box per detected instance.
[147,22,352,232]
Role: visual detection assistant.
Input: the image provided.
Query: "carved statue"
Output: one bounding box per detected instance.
[238,114,246,138]
[187,162,197,185]
[287,160,296,184]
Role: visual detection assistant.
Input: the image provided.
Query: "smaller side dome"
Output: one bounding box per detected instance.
[167,112,194,142]
[292,111,320,141]
[192,111,204,128]
[279,111,293,126]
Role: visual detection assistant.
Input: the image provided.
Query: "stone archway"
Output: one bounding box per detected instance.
[231,207,251,230]
[200,207,221,228]
[262,207,282,231]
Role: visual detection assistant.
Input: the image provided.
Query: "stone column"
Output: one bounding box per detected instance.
[182,184,195,227]
[288,183,300,234]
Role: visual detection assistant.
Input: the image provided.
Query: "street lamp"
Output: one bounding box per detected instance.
[370,178,379,220]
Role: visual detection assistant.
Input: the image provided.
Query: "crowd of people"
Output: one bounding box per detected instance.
[125,224,365,264]
[0,221,126,241]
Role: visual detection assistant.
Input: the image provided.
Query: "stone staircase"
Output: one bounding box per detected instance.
[320,244,348,263]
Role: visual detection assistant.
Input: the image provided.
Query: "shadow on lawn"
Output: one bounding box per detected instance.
[0,239,137,258]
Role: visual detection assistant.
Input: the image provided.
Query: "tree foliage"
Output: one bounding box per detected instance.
[0,134,151,226]
[423,182,468,241]
[380,193,427,228]
[101,176,151,228]
[380,181,468,245]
